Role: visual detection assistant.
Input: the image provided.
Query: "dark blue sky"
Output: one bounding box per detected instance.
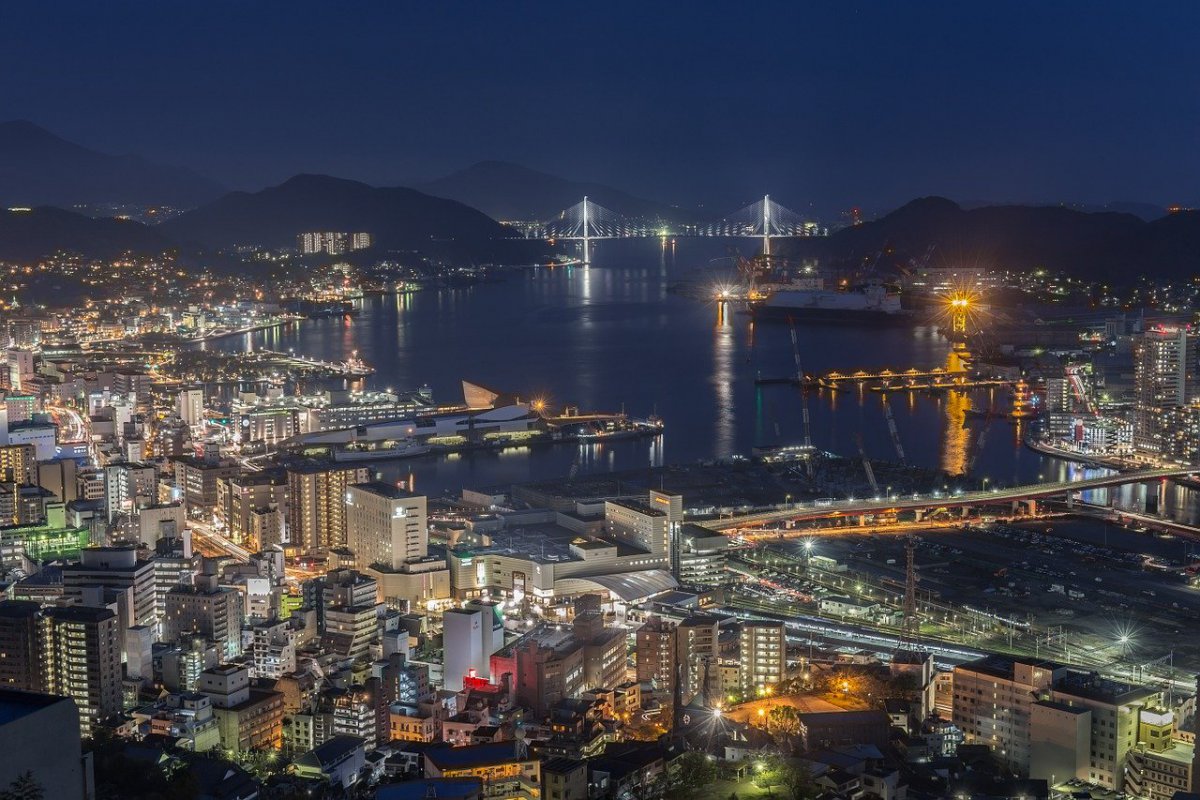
[4,1,1198,214]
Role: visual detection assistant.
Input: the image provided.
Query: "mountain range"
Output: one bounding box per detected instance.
[0,122,1197,281]
[0,121,225,208]
[781,196,1200,281]
[161,174,541,261]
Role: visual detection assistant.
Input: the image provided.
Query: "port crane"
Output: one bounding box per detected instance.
[855,432,880,496]
[880,394,907,465]
[789,320,814,478]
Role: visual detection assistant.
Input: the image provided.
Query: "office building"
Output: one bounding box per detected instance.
[165,573,244,660]
[442,602,504,691]
[197,664,284,753]
[346,482,427,570]
[1049,671,1161,790]
[104,462,157,523]
[953,655,1068,776]
[62,545,158,632]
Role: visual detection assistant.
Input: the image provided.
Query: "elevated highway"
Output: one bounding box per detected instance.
[707,467,1197,532]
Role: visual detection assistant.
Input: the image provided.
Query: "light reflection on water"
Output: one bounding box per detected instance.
[204,239,1200,519]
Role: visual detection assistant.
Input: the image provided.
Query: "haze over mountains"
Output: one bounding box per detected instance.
[0,121,225,208]
[0,121,1196,280]
[417,160,690,223]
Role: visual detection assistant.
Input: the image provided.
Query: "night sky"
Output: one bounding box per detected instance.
[4,1,1199,214]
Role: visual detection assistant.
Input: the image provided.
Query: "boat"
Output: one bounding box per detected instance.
[331,438,431,462]
[575,416,664,442]
[750,282,912,324]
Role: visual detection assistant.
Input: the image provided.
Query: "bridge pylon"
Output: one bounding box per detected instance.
[762,194,771,256]
[581,196,590,265]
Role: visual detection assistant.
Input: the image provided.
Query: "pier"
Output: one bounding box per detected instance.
[756,365,1008,392]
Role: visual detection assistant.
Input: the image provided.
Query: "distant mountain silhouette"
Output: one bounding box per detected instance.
[419,160,688,223]
[0,206,172,261]
[786,196,1200,280]
[162,174,547,261]
[0,121,225,208]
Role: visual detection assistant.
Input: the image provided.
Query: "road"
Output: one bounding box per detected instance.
[189,520,252,561]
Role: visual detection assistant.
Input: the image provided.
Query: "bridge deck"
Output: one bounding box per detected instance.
[706,467,1196,532]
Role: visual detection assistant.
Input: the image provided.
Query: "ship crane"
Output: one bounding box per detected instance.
[789,320,814,478]
[881,393,907,465]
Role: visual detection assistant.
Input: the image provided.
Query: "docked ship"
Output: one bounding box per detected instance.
[750,282,911,325]
[330,437,432,462]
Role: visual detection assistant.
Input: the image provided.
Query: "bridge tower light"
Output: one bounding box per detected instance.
[763,194,771,256]
[582,195,591,265]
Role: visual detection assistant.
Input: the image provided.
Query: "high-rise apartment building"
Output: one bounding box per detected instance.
[297,231,373,255]
[738,620,785,694]
[2,602,127,736]
[287,463,370,554]
[1133,327,1197,453]
[218,470,288,550]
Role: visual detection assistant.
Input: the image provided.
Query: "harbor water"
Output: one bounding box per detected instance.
[209,239,1200,523]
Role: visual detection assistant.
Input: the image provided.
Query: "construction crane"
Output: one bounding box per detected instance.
[855,433,880,496]
[880,394,907,465]
[789,319,814,478]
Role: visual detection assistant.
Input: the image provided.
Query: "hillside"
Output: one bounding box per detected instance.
[0,206,172,262]
[0,120,225,208]
[783,197,1200,281]
[162,174,549,262]
[419,160,689,223]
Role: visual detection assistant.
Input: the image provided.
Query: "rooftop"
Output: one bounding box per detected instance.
[1055,670,1158,706]
[424,740,530,770]
[0,689,73,726]
[350,480,419,500]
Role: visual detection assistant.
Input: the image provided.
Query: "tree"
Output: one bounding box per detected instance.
[669,751,718,796]
[0,772,45,800]
[753,756,817,800]
[766,705,800,735]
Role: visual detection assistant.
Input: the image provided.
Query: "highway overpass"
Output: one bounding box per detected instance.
[706,466,1197,531]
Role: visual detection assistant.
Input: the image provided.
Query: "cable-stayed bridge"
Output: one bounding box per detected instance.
[522,195,824,263]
